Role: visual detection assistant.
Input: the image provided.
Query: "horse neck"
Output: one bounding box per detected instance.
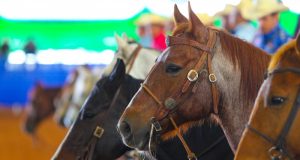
[127,48,160,79]
[211,35,270,151]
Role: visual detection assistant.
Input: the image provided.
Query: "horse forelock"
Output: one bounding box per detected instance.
[218,31,271,105]
[172,23,190,36]
[268,40,297,71]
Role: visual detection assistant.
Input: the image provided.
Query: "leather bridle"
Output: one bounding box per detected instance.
[246,67,300,160]
[141,29,219,160]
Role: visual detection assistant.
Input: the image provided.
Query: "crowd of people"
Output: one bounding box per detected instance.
[0,0,298,60]
[135,0,297,55]
[0,39,37,58]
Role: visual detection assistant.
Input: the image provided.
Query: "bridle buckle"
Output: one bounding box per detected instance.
[151,117,162,132]
[268,146,284,160]
[187,69,199,82]
[93,126,104,138]
[209,73,217,82]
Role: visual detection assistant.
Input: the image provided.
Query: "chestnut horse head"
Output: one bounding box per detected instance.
[118,3,270,151]
[235,35,300,159]
[24,82,62,134]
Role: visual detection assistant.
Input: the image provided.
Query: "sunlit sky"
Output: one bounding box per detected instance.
[0,0,243,20]
[0,0,298,20]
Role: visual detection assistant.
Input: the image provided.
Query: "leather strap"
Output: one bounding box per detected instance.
[81,126,104,160]
[166,36,212,52]
[206,30,219,114]
[125,44,142,74]
[169,117,197,160]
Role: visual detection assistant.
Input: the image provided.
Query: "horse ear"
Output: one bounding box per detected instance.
[36,81,43,89]
[188,2,208,40]
[115,33,126,50]
[109,58,125,83]
[174,4,188,26]
[122,33,129,42]
[296,33,300,55]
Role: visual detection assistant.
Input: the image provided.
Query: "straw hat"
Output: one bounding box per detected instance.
[196,13,215,26]
[249,0,288,19]
[236,0,255,20]
[135,13,167,26]
[215,4,235,16]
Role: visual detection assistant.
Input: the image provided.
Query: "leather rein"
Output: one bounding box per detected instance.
[141,30,219,160]
[80,44,142,160]
[246,67,300,160]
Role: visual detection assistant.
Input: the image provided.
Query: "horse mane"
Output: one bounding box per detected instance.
[218,30,271,104]
[172,23,270,105]
[268,39,296,71]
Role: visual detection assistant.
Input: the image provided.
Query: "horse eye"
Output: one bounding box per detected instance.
[82,112,95,119]
[165,63,182,75]
[269,96,285,106]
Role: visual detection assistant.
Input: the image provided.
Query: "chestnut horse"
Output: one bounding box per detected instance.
[117,3,271,153]
[235,35,300,159]
[24,82,62,134]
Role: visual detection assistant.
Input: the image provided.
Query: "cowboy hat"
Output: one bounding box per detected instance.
[135,13,167,26]
[249,0,288,20]
[215,0,254,20]
[215,4,235,17]
[237,0,255,20]
[196,13,215,26]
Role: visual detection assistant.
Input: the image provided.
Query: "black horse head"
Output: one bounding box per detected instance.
[53,59,139,160]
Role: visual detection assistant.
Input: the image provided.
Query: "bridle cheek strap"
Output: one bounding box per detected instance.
[141,84,197,160]
[83,126,104,160]
[169,30,219,114]
[125,44,142,74]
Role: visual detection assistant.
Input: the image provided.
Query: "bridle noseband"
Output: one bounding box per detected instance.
[247,67,300,160]
[141,29,219,160]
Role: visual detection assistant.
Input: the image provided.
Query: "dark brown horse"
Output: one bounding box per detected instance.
[117,3,271,153]
[24,82,62,134]
[235,35,300,159]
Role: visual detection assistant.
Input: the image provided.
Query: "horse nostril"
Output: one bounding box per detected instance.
[119,121,132,138]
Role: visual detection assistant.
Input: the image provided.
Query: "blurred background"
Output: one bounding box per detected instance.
[0,0,299,159]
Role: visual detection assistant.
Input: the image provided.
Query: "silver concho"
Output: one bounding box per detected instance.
[164,98,177,110]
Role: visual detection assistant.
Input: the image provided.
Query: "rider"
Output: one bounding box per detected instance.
[135,13,168,51]
[216,0,257,42]
[251,0,291,53]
